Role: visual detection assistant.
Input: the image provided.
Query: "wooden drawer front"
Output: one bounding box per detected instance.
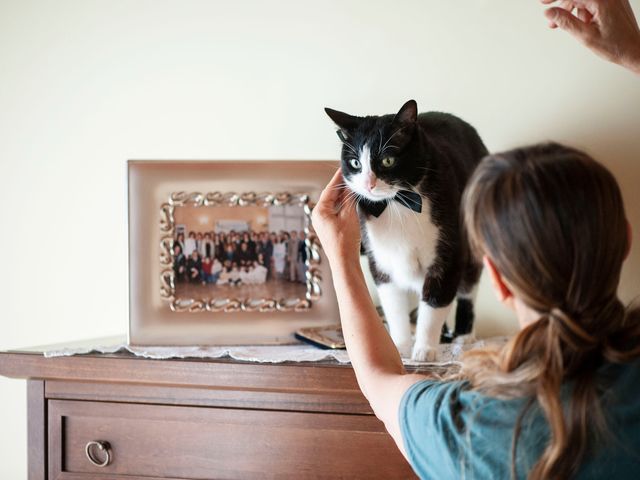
[49,400,416,480]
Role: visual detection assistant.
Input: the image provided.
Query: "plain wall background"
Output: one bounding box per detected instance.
[1,0,639,476]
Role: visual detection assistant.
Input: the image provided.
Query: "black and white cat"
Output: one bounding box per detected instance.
[325,100,488,361]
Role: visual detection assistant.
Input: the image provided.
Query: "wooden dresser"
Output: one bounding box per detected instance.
[0,344,417,479]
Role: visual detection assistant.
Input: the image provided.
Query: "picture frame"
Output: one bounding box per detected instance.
[128,160,340,346]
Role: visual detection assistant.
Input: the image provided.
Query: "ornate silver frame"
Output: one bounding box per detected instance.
[159,191,322,313]
[129,160,339,346]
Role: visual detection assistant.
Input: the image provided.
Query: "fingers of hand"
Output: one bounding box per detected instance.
[542,0,598,22]
[339,193,358,221]
[325,168,344,195]
[315,169,343,214]
[544,7,590,37]
[540,0,592,6]
[546,0,576,27]
[317,168,344,208]
[576,7,593,23]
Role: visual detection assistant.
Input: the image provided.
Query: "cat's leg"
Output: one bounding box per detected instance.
[413,302,452,362]
[452,287,478,345]
[453,259,483,344]
[377,283,412,356]
[415,258,461,361]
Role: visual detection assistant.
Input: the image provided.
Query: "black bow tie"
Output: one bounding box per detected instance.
[358,190,423,218]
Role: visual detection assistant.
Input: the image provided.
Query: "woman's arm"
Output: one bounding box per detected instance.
[311,169,430,456]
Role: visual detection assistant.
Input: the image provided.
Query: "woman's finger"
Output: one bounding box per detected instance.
[340,197,358,223]
[576,7,593,23]
[317,168,345,208]
[540,0,591,5]
[545,7,590,38]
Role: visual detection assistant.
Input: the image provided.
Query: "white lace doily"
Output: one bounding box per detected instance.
[43,335,509,366]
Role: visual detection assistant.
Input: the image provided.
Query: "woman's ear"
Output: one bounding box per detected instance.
[483,255,513,304]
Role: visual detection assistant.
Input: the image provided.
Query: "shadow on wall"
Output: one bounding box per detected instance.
[552,120,640,307]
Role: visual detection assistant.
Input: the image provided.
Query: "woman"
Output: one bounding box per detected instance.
[253,253,268,284]
[200,255,213,286]
[273,233,287,278]
[236,241,256,267]
[222,243,235,263]
[311,143,639,479]
[174,232,185,255]
[172,243,187,282]
[209,256,223,284]
[213,233,223,261]
[184,231,197,257]
[199,232,214,259]
[286,230,300,282]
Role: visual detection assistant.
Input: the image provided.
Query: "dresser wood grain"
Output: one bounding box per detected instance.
[0,347,418,479]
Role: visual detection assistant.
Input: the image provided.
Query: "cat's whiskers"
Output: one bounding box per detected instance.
[318,161,342,169]
[341,140,358,155]
[407,204,426,236]
[416,166,438,176]
[389,187,427,236]
[336,189,361,213]
[397,191,422,209]
[380,145,399,158]
[389,198,409,239]
[327,182,350,192]
[336,191,354,211]
[380,128,403,154]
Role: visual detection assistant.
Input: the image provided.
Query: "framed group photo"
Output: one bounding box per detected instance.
[128,160,340,346]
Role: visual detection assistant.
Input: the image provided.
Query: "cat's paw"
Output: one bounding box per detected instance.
[453,333,477,345]
[411,345,438,362]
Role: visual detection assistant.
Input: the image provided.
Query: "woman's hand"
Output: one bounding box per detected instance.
[311,169,362,268]
[541,0,640,74]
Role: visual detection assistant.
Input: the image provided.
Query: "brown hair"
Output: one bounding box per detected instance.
[460,143,640,479]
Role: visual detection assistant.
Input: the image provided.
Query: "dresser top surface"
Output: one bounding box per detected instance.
[0,337,367,391]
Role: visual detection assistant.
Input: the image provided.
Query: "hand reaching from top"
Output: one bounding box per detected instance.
[541,0,640,74]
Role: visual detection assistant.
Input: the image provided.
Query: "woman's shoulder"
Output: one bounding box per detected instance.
[399,360,640,479]
[399,378,545,479]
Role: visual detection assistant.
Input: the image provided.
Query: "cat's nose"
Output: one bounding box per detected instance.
[365,174,377,192]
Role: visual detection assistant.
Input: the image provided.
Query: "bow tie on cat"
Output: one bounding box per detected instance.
[357,190,423,217]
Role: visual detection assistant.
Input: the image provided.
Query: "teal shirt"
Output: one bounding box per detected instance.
[399,360,640,479]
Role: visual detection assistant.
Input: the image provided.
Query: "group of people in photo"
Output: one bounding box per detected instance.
[172,228,308,287]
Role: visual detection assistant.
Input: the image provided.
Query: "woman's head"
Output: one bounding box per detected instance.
[464,143,632,357]
[465,142,629,324]
[460,143,639,479]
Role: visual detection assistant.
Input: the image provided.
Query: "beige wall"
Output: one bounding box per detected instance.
[174,205,270,233]
[1,0,640,476]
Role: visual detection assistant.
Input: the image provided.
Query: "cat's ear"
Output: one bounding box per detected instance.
[387,100,417,149]
[325,107,361,140]
[393,100,418,126]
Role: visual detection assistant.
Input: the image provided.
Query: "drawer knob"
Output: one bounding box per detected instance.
[85,441,111,467]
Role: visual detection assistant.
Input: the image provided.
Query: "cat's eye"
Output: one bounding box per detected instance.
[381,157,396,168]
[349,158,362,170]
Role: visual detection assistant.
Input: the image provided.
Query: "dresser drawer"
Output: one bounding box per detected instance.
[48,399,415,480]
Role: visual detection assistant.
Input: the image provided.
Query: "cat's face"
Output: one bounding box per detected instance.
[325,100,422,202]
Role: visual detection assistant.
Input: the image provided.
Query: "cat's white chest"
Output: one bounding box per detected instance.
[364,201,439,292]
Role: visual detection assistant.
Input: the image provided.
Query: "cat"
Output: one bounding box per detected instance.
[325,99,488,361]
